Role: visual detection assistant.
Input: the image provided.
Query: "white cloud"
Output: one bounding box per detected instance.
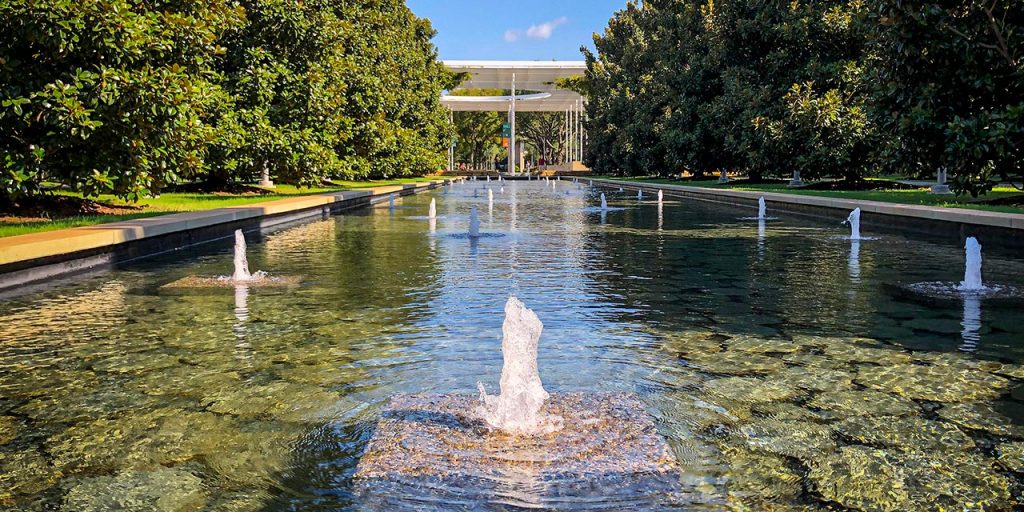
[526,17,568,40]
[504,17,568,43]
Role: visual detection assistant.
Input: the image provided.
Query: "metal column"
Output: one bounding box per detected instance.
[508,73,516,175]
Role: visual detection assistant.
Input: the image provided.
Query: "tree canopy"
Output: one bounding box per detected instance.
[577,0,1022,195]
[1,0,458,201]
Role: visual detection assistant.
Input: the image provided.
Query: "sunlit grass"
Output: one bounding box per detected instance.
[0,177,439,238]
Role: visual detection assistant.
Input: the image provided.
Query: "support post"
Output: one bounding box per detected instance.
[789,170,804,188]
[509,73,516,175]
[931,168,953,195]
[259,160,275,188]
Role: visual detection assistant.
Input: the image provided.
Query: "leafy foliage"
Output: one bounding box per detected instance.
[869,1,1023,196]
[1,0,456,201]
[579,0,1023,195]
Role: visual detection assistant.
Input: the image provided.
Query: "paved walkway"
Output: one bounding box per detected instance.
[592,178,1024,230]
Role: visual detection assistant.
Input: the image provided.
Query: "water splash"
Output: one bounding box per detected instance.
[477,297,563,435]
[600,193,608,211]
[758,197,767,221]
[657,190,664,205]
[489,189,494,204]
[959,237,984,292]
[232,230,251,282]
[637,189,644,200]
[388,194,396,211]
[845,208,862,240]
[469,207,481,238]
[428,199,437,219]
[228,230,268,283]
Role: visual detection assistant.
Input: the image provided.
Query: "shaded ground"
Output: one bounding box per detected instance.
[0,195,144,220]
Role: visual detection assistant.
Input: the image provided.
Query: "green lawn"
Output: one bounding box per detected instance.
[0,177,438,238]
[595,176,1024,214]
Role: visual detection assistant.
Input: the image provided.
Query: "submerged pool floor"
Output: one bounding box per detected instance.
[2,180,1024,510]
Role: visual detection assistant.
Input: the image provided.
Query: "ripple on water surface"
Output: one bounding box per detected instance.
[2,181,1024,510]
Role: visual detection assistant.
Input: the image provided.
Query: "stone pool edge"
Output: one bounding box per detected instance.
[593,178,1024,248]
[0,180,452,292]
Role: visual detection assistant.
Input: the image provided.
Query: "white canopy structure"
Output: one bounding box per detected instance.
[442,60,585,112]
[441,61,588,173]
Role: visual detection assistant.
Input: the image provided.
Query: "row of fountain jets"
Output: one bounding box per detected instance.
[232,178,988,296]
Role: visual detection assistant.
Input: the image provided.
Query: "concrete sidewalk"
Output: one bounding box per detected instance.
[0,179,449,290]
[593,178,1024,231]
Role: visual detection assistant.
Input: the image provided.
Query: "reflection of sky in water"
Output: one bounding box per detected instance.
[1,180,1024,510]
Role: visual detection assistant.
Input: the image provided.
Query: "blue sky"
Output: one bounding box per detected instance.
[406,1,625,61]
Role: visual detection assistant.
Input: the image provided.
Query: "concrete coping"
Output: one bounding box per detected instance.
[0,180,448,267]
[592,178,1024,231]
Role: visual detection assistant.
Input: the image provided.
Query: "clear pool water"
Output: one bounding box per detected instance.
[2,180,1023,510]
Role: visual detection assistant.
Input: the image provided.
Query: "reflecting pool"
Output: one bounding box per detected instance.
[2,181,1024,510]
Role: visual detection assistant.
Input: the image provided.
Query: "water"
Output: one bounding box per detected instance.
[232,229,251,282]
[846,208,862,240]
[600,193,608,211]
[428,198,437,219]
[758,197,767,220]
[476,297,562,435]
[468,206,480,238]
[960,237,984,292]
[2,181,1024,510]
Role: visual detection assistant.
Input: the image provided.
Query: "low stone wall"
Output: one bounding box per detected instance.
[593,178,1024,252]
[0,180,448,292]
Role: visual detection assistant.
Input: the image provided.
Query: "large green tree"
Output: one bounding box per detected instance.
[211,0,458,186]
[869,1,1022,196]
[1,0,244,200]
[1,0,457,201]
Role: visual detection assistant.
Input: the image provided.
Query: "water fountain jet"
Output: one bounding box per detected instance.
[758,197,767,221]
[477,297,563,435]
[845,208,863,240]
[354,297,688,505]
[600,193,608,211]
[232,229,252,282]
[428,199,437,219]
[958,237,984,292]
[468,207,481,238]
[162,229,298,288]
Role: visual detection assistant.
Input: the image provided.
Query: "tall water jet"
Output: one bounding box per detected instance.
[637,189,644,200]
[477,297,562,435]
[959,237,984,292]
[600,193,608,211]
[845,208,863,240]
[757,197,767,220]
[232,229,252,282]
[657,190,664,205]
[428,198,437,219]
[488,188,494,203]
[468,207,481,238]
